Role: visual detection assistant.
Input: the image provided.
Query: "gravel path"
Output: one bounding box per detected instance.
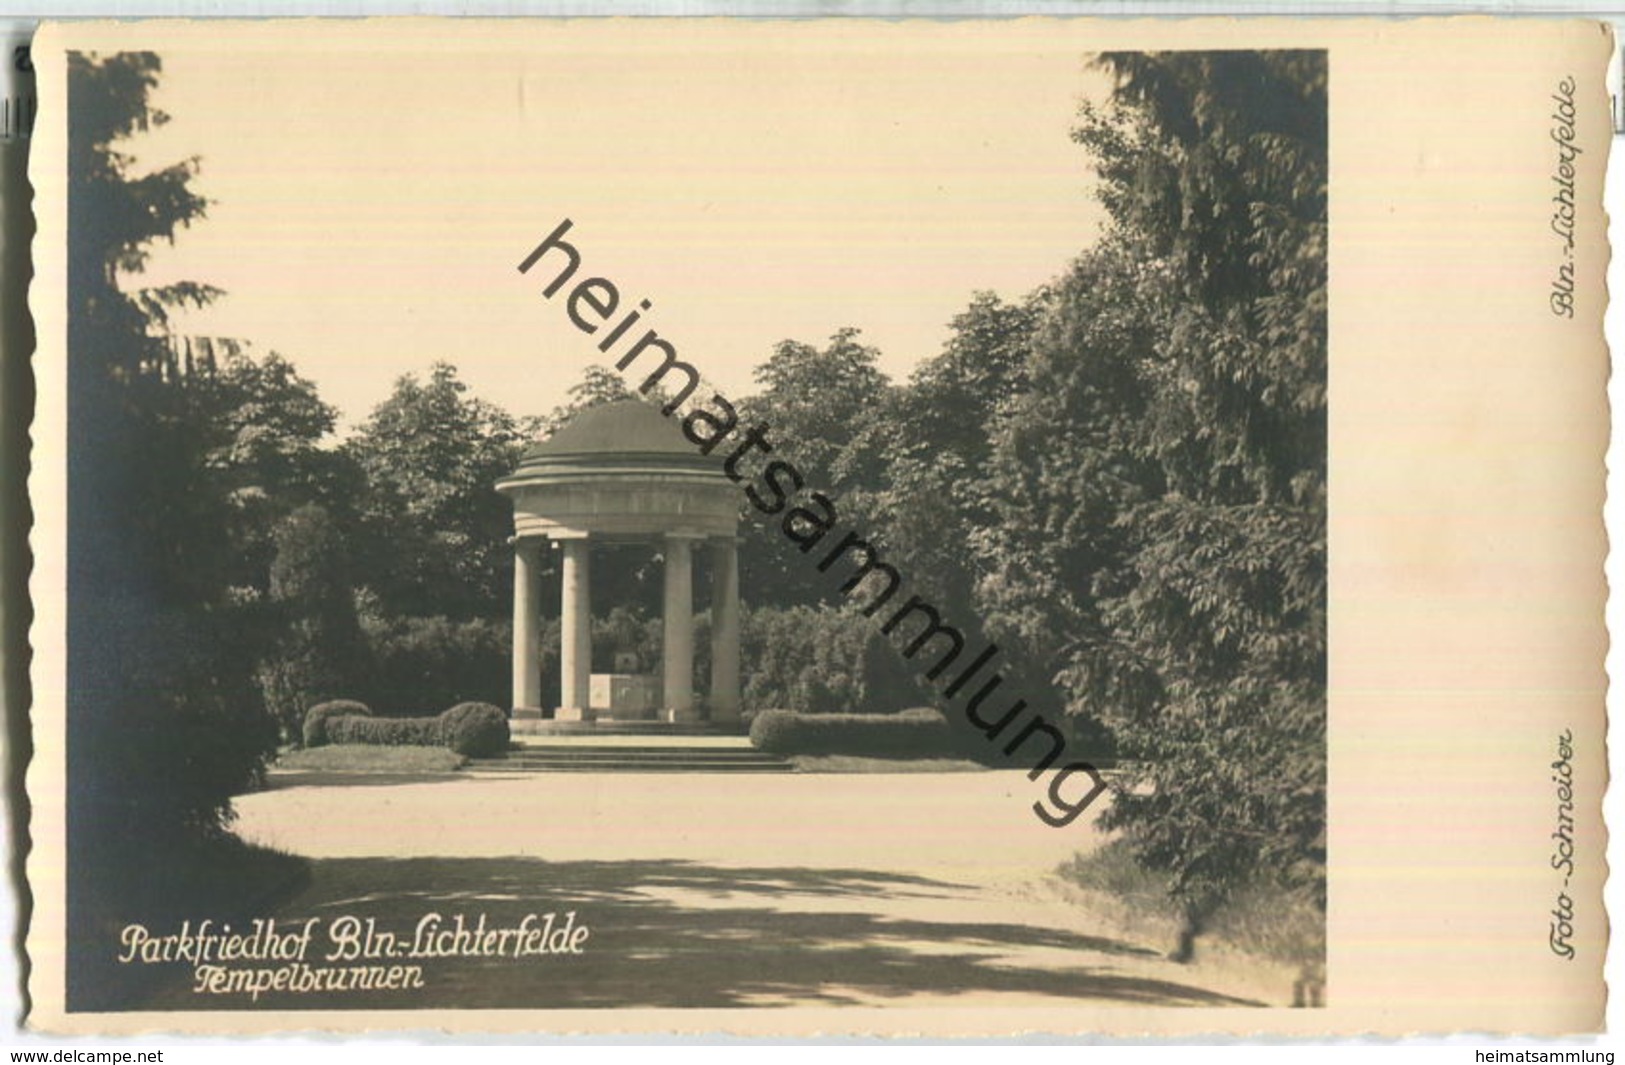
[197,770,1292,1010]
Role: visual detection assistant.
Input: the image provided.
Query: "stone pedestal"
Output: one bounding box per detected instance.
[589,674,661,719]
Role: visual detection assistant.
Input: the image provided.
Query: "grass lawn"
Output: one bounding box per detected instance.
[1059,838,1325,973]
[275,744,467,773]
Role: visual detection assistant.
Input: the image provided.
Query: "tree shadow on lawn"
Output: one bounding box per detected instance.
[131,856,1266,1012]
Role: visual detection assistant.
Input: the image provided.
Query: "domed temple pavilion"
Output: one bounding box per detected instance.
[496,400,741,724]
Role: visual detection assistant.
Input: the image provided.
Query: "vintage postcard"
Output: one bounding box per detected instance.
[17,17,1610,1036]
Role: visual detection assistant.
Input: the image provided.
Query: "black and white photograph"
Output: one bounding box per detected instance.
[17,17,1606,1037]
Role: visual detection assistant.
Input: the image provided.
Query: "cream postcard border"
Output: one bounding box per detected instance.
[23,16,1612,1036]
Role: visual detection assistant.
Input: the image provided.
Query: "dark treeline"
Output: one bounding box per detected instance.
[66,48,1324,978]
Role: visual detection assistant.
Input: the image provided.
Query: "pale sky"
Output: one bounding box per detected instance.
[123,22,1115,432]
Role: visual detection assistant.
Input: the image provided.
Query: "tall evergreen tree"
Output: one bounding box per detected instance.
[67,52,278,857]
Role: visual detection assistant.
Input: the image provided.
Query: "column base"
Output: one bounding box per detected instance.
[708,707,743,726]
[555,706,597,723]
[511,707,545,720]
[660,707,702,724]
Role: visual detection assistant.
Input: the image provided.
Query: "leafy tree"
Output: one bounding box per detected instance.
[529,364,639,438]
[198,350,350,598]
[979,51,1327,946]
[359,611,511,715]
[735,329,895,609]
[741,605,924,715]
[345,362,523,620]
[742,327,893,488]
[1074,50,1327,508]
[69,50,219,606]
[890,291,1043,476]
[973,243,1159,703]
[256,505,368,743]
[857,291,1046,624]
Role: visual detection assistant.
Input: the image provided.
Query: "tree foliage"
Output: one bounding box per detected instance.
[744,52,1328,931]
[359,611,511,715]
[344,362,523,620]
[735,329,895,608]
[62,49,1325,967]
[257,505,368,743]
[740,605,925,715]
[744,328,892,486]
[66,52,279,866]
[529,364,638,438]
[988,51,1328,923]
[855,291,1045,634]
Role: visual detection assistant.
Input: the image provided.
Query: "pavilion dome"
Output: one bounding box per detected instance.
[496,397,731,519]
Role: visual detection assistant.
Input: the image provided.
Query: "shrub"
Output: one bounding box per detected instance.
[746,709,797,751]
[77,606,281,845]
[326,714,442,748]
[741,605,928,714]
[310,702,509,758]
[302,700,372,748]
[361,614,510,714]
[748,709,960,759]
[439,702,510,757]
[259,506,369,744]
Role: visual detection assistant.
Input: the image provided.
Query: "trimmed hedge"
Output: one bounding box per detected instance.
[302,700,372,748]
[306,700,510,758]
[327,714,442,748]
[749,708,962,759]
[439,702,510,758]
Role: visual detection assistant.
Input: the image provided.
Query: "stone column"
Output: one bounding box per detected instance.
[558,535,593,720]
[511,539,542,716]
[662,533,697,721]
[709,537,741,723]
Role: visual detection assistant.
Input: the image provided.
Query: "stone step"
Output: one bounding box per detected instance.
[494,757,788,767]
[475,751,771,757]
[509,720,744,738]
[468,744,794,774]
[470,762,795,773]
